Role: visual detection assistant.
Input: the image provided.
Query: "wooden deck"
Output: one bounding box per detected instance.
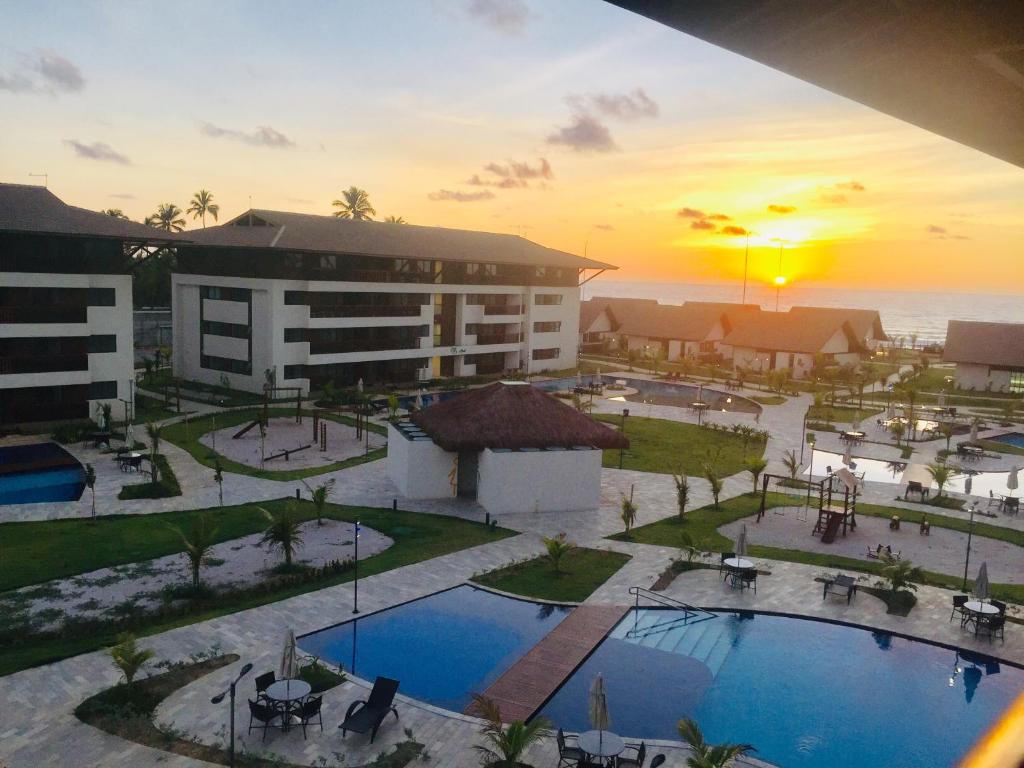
[468,603,629,722]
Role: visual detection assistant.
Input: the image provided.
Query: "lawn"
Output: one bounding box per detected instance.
[807,403,882,424]
[472,547,630,602]
[161,407,387,480]
[751,395,787,406]
[0,499,513,675]
[595,414,765,476]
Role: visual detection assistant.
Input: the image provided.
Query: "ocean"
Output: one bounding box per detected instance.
[582,281,1024,346]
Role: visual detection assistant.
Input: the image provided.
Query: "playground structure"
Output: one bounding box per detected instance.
[757,468,859,545]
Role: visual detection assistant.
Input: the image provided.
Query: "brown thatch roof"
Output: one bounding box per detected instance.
[943,320,1024,368]
[724,311,865,354]
[788,306,888,342]
[584,297,759,341]
[411,382,628,451]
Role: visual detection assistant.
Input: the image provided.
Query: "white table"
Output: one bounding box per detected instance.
[265,679,311,730]
[578,730,625,761]
[964,600,999,616]
[723,557,754,570]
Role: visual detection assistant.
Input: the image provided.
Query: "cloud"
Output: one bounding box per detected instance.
[469,158,553,188]
[465,0,530,34]
[428,189,495,202]
[0,50,85,94]
[818,193,848,204]
[836,181,865,191]
[64,140,130,165]
[679,207,732,230]
[108,192,136,200]
[199,121,294,149]
[588,88,659,120]
[706,213,731,221]
[677,207,706,219]
[817,180,866,204]
[546,112,616,153]
[467,174,523,188]
[925,224,947,234]
[690,220,716,231]
[508,158,553,180]
[952,234,972,240]
[719,225,750,236]
[767,204,796,214]
[594,224,615,231]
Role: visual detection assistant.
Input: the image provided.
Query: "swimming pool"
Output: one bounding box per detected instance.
[991,432,1024,449]
[0,442,85,504]
[299,585,571,712]
[541,609,1022,768]
[534,375,761,415]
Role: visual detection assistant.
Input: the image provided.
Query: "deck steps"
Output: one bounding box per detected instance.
[617,610,736,680]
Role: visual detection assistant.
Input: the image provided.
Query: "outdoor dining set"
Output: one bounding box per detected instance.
[951,597,1006,642]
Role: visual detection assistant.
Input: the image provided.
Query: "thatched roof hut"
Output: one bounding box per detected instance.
[411,381,628,452]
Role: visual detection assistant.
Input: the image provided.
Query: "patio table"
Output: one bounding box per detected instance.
[578,730,624,764]
[723,557,754,570]
[265,679,311,730]
[963,601,1000,636]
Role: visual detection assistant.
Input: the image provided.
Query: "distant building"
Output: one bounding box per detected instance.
[387,381,627,514]
[172,209,614,394]
[788,306,888,351]
[0,183,177,427]
[578,300,618,349]
[943,320,1024,393]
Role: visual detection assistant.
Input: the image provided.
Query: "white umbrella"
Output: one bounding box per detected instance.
[735,524,748,559]
[1008,466,1019,497]
[279,629,299,679]
[970,418,979,443]
[937,391,947,407]
[96,407,106,431]
[842,443,853,467]
[596,367,602,384]
[125,421,134,449]
[357,378,364,394]
[414,390,424,410]
[576,371,583,387]
[851,415,861,432]
[974,563,989,601]
[588,675,610,752]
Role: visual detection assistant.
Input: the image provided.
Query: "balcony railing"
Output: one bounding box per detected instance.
[309,337,426,355]
[474,363,505,375]
[0,355,89,375]
[310,304,424,319]
[0,306,88,324]
[473,333,521,346]
[483,304,523,316]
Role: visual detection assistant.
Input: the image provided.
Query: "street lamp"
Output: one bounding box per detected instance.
[962,477,975,591]
[805,431,816,507]
[210,662,253,768]
[353,519,362,614]
[619,408,630,469]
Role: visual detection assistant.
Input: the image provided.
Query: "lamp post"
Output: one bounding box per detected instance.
[805,432,816,507]
[210,662,253,768]
[352,519,361,614]
[800,407,809,465]
[619,408,630,469]
[962,477,975,591]
[741,231,750,304]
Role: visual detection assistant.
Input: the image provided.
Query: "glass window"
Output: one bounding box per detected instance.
[534,293,563,306]
[1010,370,1024,394]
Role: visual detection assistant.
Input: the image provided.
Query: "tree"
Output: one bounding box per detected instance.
[310,478,335,525]
[102,208,129,219]
[650,347,665,375]
[332,186,376,220]
[889,419,905,448]
[187,189,220,228]
[938,421,956,452]
[925,463,954,497]
[880,553,922,595]
[109,633,155,688]
[620,494,638,535]
[145,203,186,232]
[383,215,406,223]
[677,717,754,768]
[703,465,723,508]
[472,694,551,768]
[260,505,304,568]
[781,449,800,481]
[543,533,575,573]
[745,457,768,493]
[213,460,224,506]
[170,514,219,591]
[145,422,162,484]
[673,472,689,520]
[679,531,700,564]
[84,463,97,519]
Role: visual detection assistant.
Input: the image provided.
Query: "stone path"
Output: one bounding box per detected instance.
[201,417,385,469]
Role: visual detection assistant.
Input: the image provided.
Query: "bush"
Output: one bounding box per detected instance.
[118,455,181,500]
[51,421,95,444]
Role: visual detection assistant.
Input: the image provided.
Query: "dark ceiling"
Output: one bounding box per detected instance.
[610,1,1024,169]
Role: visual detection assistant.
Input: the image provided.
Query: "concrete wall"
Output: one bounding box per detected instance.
[954,363,1015,392]
[386,423,457,499]
[477,446,603,515]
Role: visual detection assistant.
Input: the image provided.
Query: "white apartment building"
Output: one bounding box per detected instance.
[0,184,176,428]
[172,210,614,394]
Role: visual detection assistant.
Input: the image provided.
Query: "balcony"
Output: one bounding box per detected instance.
[474,333,521,346]
[309,337,426,355]
[0,305,87,324]
[483,304,523,316]
[0,354,89,375]
[310,304,424,319]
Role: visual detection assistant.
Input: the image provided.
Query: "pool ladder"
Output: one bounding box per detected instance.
[628,587,715,623]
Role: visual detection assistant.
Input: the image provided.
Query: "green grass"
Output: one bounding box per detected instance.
[807,404,881,423]
[595,415,765,476]
[126,394,177,425]
[751,395,787,406]
[977,438,1024,457]
[162,408,387,480]
[471,547,631,602]
[0,499,513,676]
[117,454,181,500]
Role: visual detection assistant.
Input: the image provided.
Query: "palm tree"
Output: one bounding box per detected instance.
[673,472,689,520]
[332,186,376,220]
[889,420,905,448]
[925,463,954,497]
[543,533,575,573]
[781,449,800,481]
[745,457,768,493]
[472,694,551,768]
[679,531,700,564]
[678,717,754,767]
[213,460,224,506]
[109,633,155,688]
[703,464,723,508]
[383,215,406,223]
[170,514,219,591]
[145,203,186,232]
[84,463,97,519]
[145,422,162,484]
[309,478,335,525]
[620,494,638,535]
[102,208,128,219]
[260,505,304,568]
[938,421,956,452]
[186,189,220,227]
[880,553,922,595]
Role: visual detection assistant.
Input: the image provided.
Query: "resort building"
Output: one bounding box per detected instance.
[943,320,1024,393]
[578,299,618,350]
[171,210,613,394]
[0,183,176,427]
[788,306,888,351]
[386,381,627,514]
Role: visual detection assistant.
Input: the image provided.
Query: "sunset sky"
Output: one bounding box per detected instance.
[2,0,1022,293]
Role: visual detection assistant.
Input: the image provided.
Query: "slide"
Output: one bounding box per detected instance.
[820,512,843,544]
[232,419,261,439]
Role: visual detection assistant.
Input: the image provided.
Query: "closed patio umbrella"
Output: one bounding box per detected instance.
[842,443,853,467]
[576,371,583,388]
[357,378,364,394]
[1007,466,1019,497]
[279,629,299,680]
[414,390,423,410]
[970,418,979,443]
[735,524,748,559]
[125,421,134,449]
[974,563,989,601]
[588,675,610,753]
[937,391,947,407]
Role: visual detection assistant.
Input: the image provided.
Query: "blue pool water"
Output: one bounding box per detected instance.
[991,432,1024,449]
[299,586,570,712]
[0,443,85,504]
[541,609,1023,768]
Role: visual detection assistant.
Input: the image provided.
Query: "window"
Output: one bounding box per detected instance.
[534,267,546,278]
[284,328,306,343]
[532,347,559,360]
[87,335,117,353]
[284,291,308,305]
[87,380,118,399]
[86,287,116,306]
[1010,370,1024,394]
[534,293,562,306]
[483,264,497,276]
[202,321,250,339]
[283,364,305,380]
[466,263,480,275]
[533,321,561,333]
[201,286,250,302]
[200,355,252,375]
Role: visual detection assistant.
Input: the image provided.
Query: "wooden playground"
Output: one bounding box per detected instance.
[757,468,859,544]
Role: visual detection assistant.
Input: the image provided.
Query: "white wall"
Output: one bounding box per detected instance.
[386,423,457,499]
[477,446,602,515]
[955,363,1013,392]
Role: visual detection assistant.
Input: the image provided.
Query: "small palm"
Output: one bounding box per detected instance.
[170,514,218,590]
[187,189,220,227]
[109,633,155,687]
[260,505,304,567]
[146,203,186,232]
[678,717,753,768]
[332,186,376,220]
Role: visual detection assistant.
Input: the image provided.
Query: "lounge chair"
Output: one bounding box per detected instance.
[339,676,400,743]
[297,695,323,739]
[649,757,666,768]
[951,595,968,625]
[978,615,1005,643]
[254,671,276,702]
[247,699,281,741]
[616,741,646,768]
[557,728,585,767]
[824,574,856,604]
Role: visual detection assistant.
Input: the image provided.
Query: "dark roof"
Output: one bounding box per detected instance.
[724,311,864,355]
[579,300,618,333]
[0,183,181,242]
[943,320,1024,368]
[584,297,759,341]
[184,209,616,270]
[411,381,629,451]
[788,306,888,342]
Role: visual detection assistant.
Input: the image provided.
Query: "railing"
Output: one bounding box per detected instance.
[474,333,521,346]
[628,586,713,621]
[0,306,88,324]
[310,304,424,318]
[0,354,89,375]
[483,304,523,316]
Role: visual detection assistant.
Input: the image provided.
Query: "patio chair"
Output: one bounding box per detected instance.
[978,616,1005,643]
[247,699,281,742]
[254,671,276,702]
[951,595,969,625]
[734,568,757,593]
[991,599,1007,615]
[904,481,925,500]
[616,741,646,768]
[297,695,323,739]
[824,575,856,604]
[339,676,400,743]
[557,728,585,767]
[649,756,666,768]
[719,552,735,576]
